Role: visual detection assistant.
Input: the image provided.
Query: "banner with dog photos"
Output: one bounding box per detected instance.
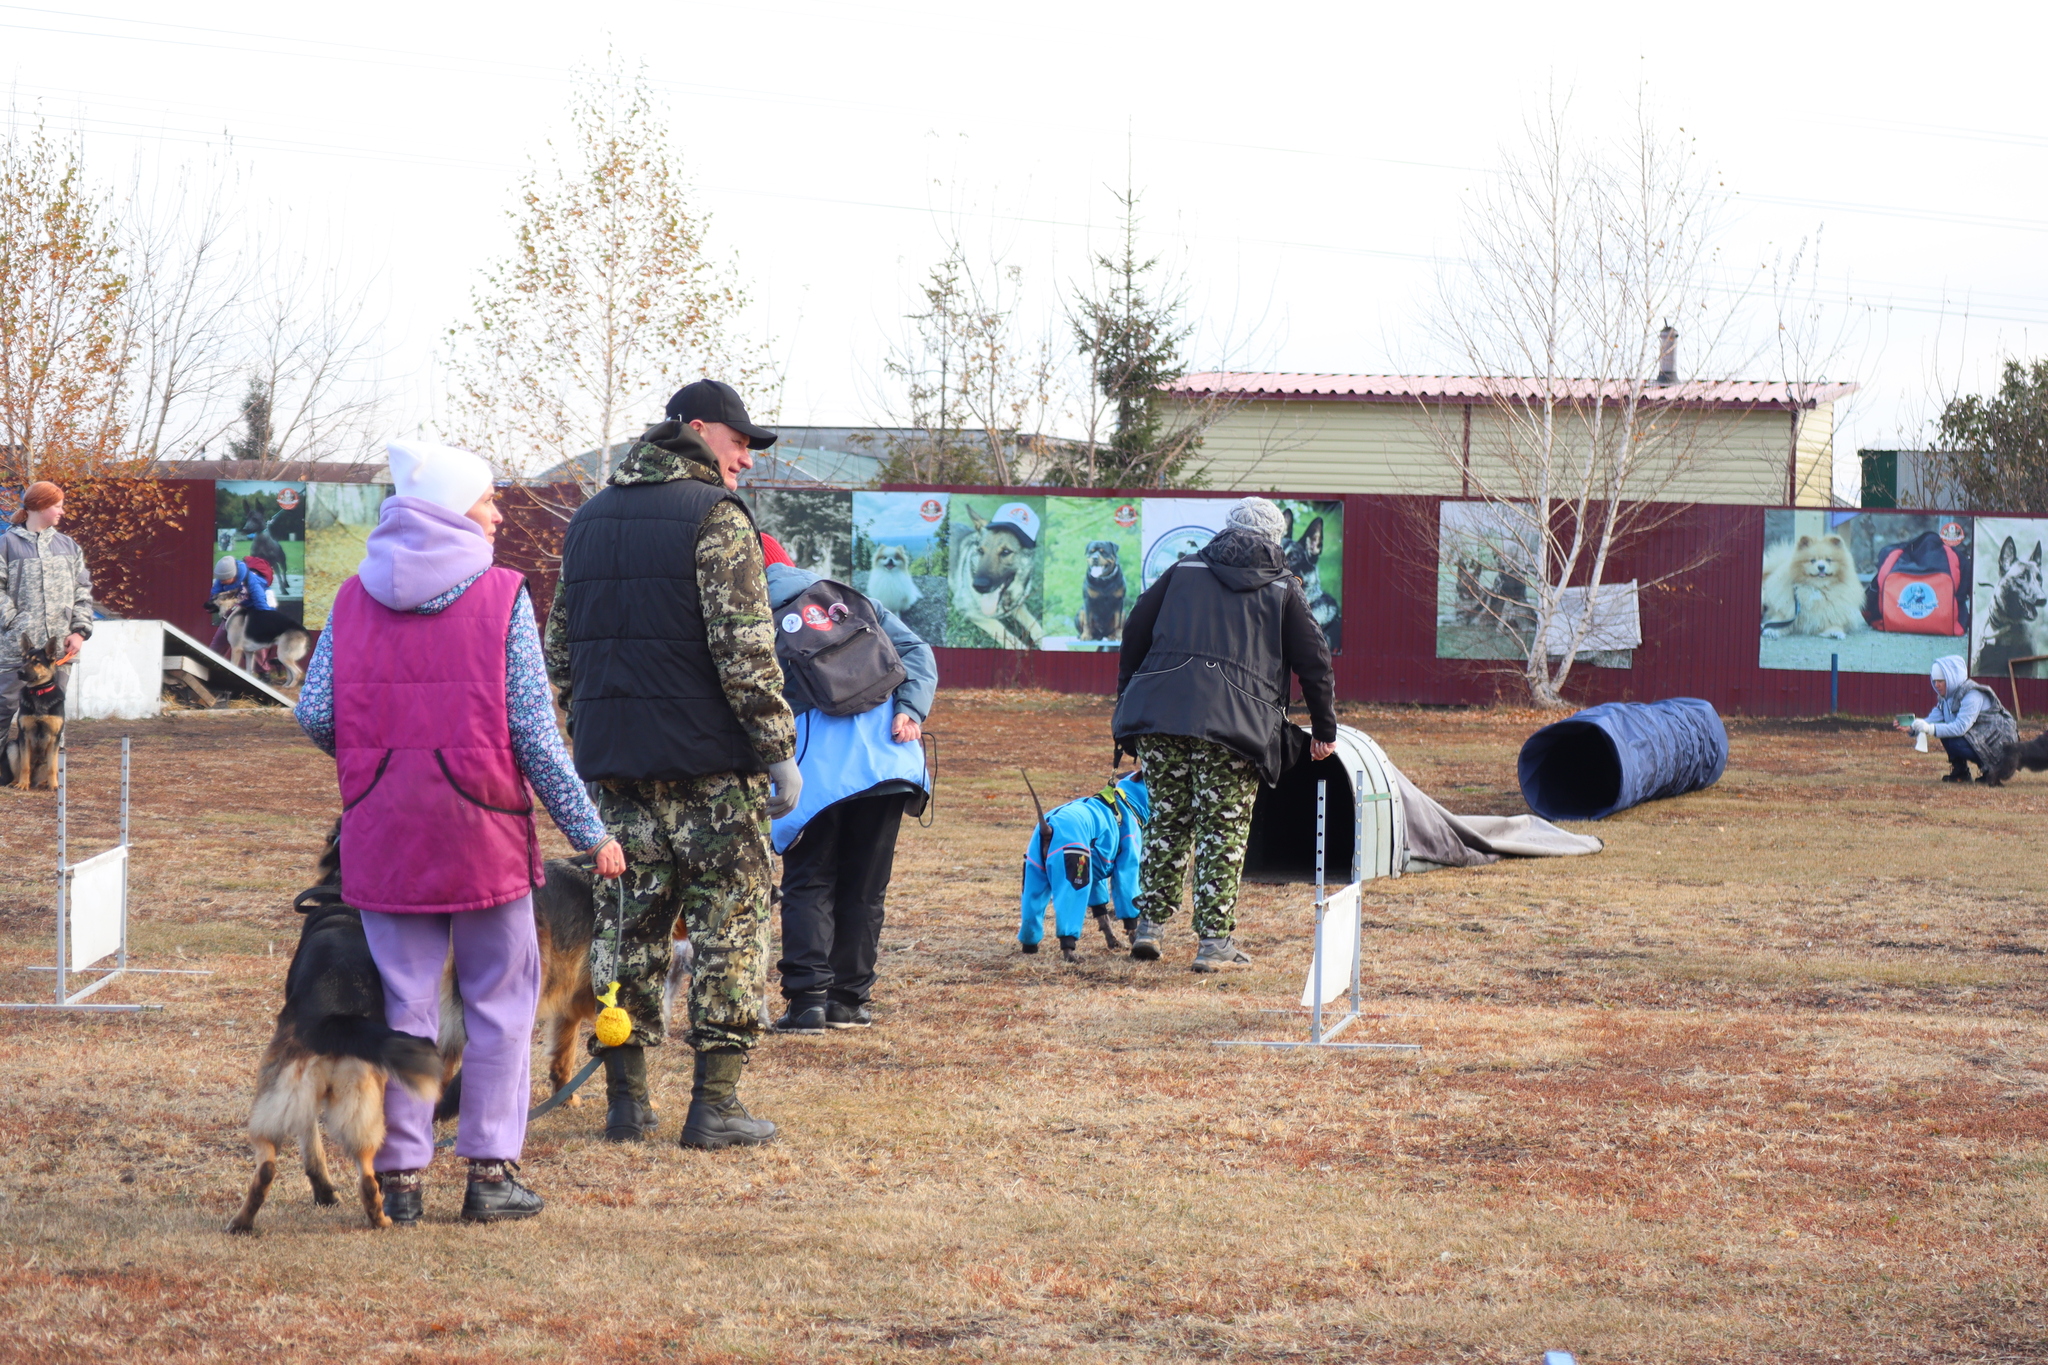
[213,480,307,625]
[1435,501,1632,667]
[1760,508,1975,674]
[302,482,392,629]
[1971,517,2048,679]
[820,491,1346,654]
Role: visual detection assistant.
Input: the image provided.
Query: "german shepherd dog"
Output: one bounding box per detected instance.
[212,586,314,688]
[5,637,66,791]
[227,828,441,1233]
[1075,540,1127,642]
[1978,536,2048,678]
[949,503,1042,648]
[241,499,291,593]
[1282,509,1340,652]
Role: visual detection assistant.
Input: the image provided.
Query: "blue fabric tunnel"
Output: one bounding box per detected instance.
[1516,698,1728,822]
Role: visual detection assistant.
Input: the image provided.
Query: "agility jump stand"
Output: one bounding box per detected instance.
[1,735,203,1013]
[1214,774,1421,1054]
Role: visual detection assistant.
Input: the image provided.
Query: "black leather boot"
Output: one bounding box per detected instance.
[678,1048,777,1150]
[1944,758,1973,782]
[600,1045,658,1142]
[379,1168,423,1225]
[460,1160,543,1223]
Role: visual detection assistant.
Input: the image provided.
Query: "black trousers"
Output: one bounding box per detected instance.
[776,792,909,1005]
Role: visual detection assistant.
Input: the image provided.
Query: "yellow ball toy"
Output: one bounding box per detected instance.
[593,981,632,1049]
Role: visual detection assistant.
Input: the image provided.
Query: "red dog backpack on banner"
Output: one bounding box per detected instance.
[1870,530,1965,636]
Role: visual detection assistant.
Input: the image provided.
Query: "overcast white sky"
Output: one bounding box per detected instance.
[10,0,2048,494]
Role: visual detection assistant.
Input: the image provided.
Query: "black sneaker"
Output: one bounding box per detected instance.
[772,998,828,1034]
[825,1001,872,1029]
[460,1160,543,1223]
[379,1169,423,1226]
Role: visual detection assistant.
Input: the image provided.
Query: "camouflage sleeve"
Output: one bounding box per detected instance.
[543,583,573,709]
[697,500,796,765]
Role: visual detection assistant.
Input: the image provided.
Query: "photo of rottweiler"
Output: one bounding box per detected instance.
[1075,540,1127,642]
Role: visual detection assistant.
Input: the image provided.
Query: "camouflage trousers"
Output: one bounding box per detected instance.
[1132,735,1261,939]
[591,772,775,1054]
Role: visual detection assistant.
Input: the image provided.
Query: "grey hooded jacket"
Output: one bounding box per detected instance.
[1,524,95,663]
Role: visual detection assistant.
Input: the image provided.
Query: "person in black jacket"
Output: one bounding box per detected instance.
[1110,497,1337,971]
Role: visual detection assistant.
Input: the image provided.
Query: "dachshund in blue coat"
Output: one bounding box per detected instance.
[1018,772,1149,962]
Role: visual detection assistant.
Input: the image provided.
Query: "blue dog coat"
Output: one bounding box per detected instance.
[1018,774,1149,949]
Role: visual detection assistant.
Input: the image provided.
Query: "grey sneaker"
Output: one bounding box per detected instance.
[1130,917,1163,962]
[1191,936,1252,972]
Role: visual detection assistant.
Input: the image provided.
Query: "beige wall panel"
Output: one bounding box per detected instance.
[1792,402,1835,506]
[1181,399,1809,505]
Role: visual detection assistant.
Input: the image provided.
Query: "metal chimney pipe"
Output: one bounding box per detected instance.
[1656,325,1678,386]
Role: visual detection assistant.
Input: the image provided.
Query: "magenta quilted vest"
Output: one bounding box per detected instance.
[329,567,542,913]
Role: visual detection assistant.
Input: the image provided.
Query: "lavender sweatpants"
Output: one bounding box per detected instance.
[360,895,539,1171]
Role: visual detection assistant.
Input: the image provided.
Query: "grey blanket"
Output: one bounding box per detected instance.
[1395,770,1604,870]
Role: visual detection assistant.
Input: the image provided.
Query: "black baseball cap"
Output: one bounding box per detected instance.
[665,379,778,450]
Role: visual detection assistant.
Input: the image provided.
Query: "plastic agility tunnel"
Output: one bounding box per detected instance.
[1516,698,1728,821]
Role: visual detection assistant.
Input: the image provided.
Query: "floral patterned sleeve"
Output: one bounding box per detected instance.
[294,622,339,756]
[504,585,608,851]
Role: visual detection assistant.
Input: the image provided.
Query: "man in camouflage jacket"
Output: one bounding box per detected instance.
[2,485,95,750]
[546,379,796,1152]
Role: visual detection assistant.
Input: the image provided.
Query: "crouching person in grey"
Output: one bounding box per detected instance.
[759,534,934,1033]
[1111,496,1337,972]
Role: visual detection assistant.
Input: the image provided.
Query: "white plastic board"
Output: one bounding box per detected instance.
[1299,882,1361,1008]
[64,620,165,720]
[67,845,126,971]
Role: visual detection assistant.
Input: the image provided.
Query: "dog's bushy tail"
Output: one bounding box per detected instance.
[302,1015,441,1100]
[2018,731,2048,772]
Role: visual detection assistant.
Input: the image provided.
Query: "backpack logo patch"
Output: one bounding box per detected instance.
[801,604,832,630]
[781,613,802,633]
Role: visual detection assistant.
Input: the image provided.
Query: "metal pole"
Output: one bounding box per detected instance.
[1830,652,1839,714]
[54,732,66,1005]
[118,736,130,976]
[1352,767,1365,1020]
[1312,779,1326,1046]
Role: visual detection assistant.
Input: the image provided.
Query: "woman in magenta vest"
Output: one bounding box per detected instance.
[294,439,624,1225]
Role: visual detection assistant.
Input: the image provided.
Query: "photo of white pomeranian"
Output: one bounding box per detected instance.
[866,543,921,614]
[1761,532,1866,639]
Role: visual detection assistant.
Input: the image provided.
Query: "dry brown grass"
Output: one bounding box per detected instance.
[0,696,2043,1363]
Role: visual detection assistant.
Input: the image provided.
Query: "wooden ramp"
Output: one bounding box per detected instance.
[160,622,295,708]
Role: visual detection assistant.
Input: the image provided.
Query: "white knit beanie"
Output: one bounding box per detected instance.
[1226,496,1287,542]
[386,439,493,517]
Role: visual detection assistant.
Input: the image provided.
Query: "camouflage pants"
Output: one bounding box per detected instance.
[1133,735,1261,939]
[591,772,775,1053]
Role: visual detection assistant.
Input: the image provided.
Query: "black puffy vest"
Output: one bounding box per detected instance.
[1110,560,1294,784]
[559,478,763,781]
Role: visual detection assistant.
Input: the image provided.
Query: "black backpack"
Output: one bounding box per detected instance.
[774,578,907,717]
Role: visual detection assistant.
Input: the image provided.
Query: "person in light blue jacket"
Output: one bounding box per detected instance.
[759,535,935,1033]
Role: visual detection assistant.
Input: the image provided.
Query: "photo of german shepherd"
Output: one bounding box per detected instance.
[5,637,67,791]
[949,502,1043,648]
[1976,535,2048,677]
[1283,509,1341,652]
[1075,540,1127,642]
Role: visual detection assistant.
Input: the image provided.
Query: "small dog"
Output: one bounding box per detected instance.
[213,587,313,688]
[950,503,1042,648]
[5,637,66,791]
[1761,533,1865,639]
[227,829,441,1233]
[1075,541,1127,642]
[865,544,922,615]
[1018,771,1149,962]
[1977,537,2048,677]
[1283,510,1341,651]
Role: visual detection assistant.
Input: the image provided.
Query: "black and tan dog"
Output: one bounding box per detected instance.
[227,828,441,1233]
[1075,540,1127,642]
[5,637,66,791]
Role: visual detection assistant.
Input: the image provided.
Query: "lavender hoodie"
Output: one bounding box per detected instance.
[358,497,494,610]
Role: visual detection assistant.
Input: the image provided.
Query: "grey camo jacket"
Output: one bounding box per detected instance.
[1,524,94,664]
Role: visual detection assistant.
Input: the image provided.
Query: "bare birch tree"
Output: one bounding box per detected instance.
[443,58,769,495]
[1429,95,1730,708]
[877,240,1057,486]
